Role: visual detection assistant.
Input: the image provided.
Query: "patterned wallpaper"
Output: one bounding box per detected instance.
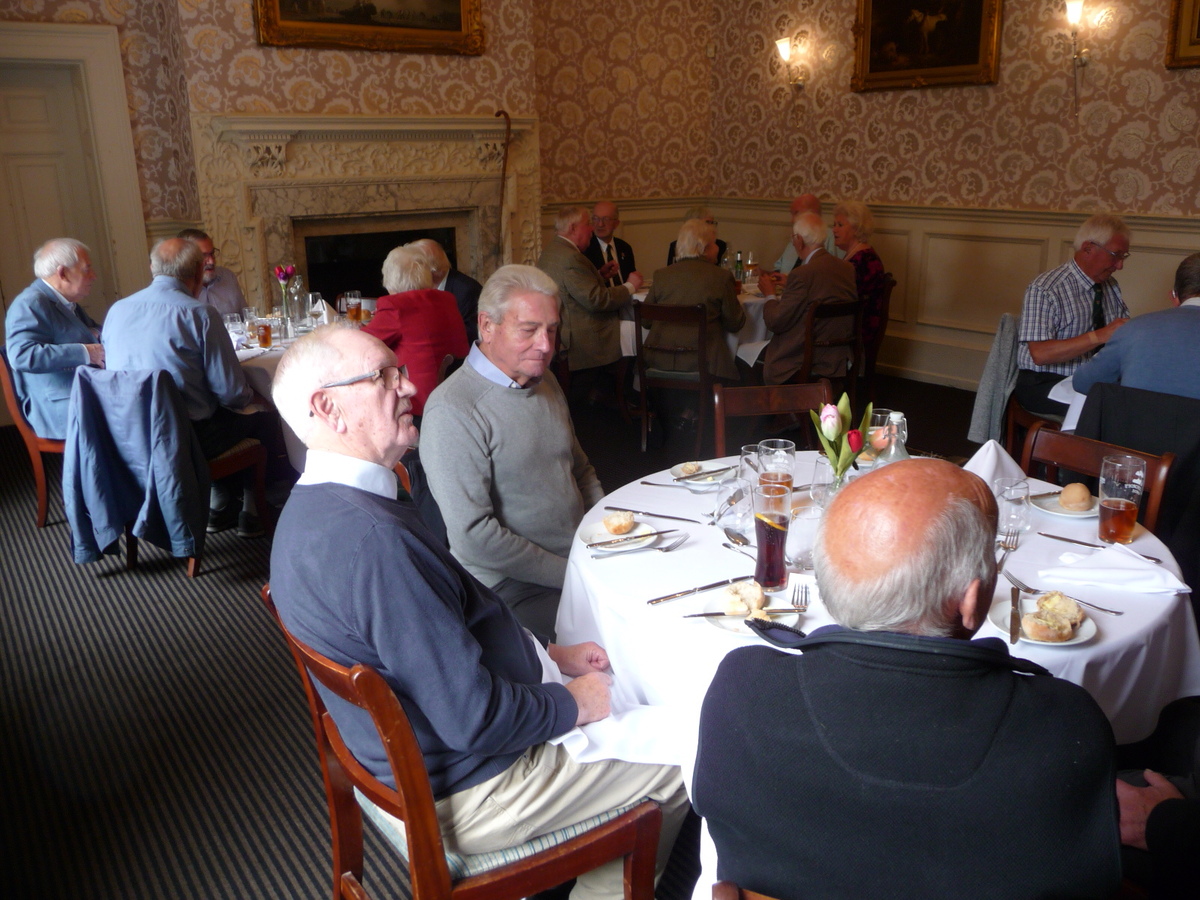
[531,0,715,203]
[709,0,1200,215]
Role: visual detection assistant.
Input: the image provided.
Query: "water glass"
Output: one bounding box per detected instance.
[786,502,822,569]
[1099,455,1145,544]
[752,484,791,591]
[223,313,244,336]
[993,478,1030,533]
[758,438,795,490]
[811,455,835,508]
[738,444,760,483]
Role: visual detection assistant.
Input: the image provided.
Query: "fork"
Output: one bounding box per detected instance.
[791,581,810,614]
[996,527,1019,572]
[592,534,688,559]
[1002,571,1123,616]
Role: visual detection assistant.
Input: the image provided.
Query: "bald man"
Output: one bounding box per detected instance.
[693,459,1121,898]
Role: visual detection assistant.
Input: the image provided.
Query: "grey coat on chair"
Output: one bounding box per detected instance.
[968,313,1019,444]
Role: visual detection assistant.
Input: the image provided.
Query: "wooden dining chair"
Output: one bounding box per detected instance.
[1,345,65,527]
[1019,421,1175,533]
[712,881,781,900]
[260,584,663,900]
[711,379,834,457]
[793,299,864,409]
[633,302,711,456]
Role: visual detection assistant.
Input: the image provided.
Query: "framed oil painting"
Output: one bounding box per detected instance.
[253,0,484,55]
[1166,0,1200,68]
[851,0,1003,92]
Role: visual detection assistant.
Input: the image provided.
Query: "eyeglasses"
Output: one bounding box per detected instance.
[1088,242,1130,262]
[591,216,618,225]
[202,248,219,260]
[321,364,408,390]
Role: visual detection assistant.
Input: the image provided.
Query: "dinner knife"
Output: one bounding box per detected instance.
[684,609,797,618]
[603,506,703,525]
[673,465,735,482]
[1037,531,1161,564]
[1009,586,1021,644]
[586,529,677,549]
[640,480,690,489]
[647,575,754,605]
[1028,490,1062,500]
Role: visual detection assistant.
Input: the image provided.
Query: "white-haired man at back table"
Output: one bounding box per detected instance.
[408,238,483,345]
[4,238,105,439]
[694,458,1121,899]
[268,324,688,899]
[421,265,604,641]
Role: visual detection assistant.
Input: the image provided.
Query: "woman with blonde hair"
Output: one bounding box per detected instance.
[832,200,889,355]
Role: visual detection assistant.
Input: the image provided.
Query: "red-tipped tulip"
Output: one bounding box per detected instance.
[847,429,863,453]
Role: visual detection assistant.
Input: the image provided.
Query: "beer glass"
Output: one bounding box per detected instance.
[752,483,790,591]
[757,439,795,491]
[1099,455,1145,544]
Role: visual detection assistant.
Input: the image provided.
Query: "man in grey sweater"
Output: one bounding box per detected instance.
[422,265,605,640]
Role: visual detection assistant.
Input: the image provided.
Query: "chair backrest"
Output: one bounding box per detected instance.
[713,881,781,900]
[1,344,46,445]
[633,302,710,385]
[712,380,834,457]
[260,585,455,899]
[1019,421,1175,533]
[798,299,864,406]
[437,354,464,385]
[863,275,896,370]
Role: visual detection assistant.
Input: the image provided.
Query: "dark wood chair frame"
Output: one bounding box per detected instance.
[711,380,834,457]
[1,344,66,527]
[713,882,780,900]
[860,274,896,403]
[633,302,711,456]
[794,299,865,410]
[260,584,663,900]
[1019,421,1175,534]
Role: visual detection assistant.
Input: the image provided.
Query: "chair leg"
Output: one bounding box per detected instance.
[32,450,50,528]
[252,456,272,535]
[614,357,631,424]
[187,555,202,578]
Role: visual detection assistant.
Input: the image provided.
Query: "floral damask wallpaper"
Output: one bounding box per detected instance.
[709,0,1200,215]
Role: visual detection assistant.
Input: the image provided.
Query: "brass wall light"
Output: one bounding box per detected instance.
[775,32,809,91]
[1066,1,1090,116]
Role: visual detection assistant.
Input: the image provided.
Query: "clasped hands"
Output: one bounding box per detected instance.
[548,641,612,726]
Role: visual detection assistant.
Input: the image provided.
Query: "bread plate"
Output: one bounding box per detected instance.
[701,595,799,637]
[580,522,658,553]
[1031,494,1098,518]
[670,462,735,493]
[988,598,1097,646]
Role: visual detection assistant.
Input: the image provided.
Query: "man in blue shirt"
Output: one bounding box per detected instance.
[103,237,277,537]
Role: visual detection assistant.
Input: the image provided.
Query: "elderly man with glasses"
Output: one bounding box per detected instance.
[268,324,689,899]
[583,201,637,288]
[1016,213,1132,416]
[177,228,247,319]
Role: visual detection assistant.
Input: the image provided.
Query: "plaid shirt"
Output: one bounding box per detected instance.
[1017,259,1128,375]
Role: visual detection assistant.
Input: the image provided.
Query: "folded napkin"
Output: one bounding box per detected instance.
[235,347,269,362]
[1039,543,1190,594]
[963,440,1025,485]
[737,338,769,367]
[307,298,334,325]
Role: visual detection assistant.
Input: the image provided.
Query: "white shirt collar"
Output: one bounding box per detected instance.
[1181,298,1200,308]
[296,448,398,500]
[39,278,73,309]
[436,272,448,292]
[802,246,822,266]
[465,341,531,389]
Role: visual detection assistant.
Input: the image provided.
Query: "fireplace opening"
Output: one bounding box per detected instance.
[303,226,458,301]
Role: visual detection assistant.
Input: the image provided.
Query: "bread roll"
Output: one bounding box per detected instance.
[1021,610,1074,642]
[725,580,766,612]
[602,510,635,534]
[1037,591,1085,628]
[1059,483,1092,511]
[680,461,702,475]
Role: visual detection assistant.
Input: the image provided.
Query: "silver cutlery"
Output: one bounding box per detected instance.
[684,608,797,619]
[1037,531,1161,564]
[724,527,751,547]
[722,542,755,561]
[710,487,745,523]
[1009,585,1021,643]
[647,575,754,606]
[792,581,810,613]
[673,465,735,483]
[1028,490,1062,500]
[1003,571,1123,616]
[586,528,677,549]
[996,526,1019,571]
[641,480,691,489]
[593,534,688,559]
[603,505,704,525]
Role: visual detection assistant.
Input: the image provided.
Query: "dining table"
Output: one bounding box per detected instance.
[237,344,305,470]
[621,288,771,366]
[555,451,1200,896]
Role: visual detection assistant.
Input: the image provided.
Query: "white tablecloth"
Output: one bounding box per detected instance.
[621,291,770,366]
[237,346,305,470]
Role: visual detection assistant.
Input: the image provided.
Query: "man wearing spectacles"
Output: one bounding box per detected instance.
[583,201,637,289]
[178,228,247,320]
[1016,213,1131,416]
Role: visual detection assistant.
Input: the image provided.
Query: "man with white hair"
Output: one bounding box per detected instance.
[583,200,637,288]
[694,458,1121,898]
[4,238,105,439]
[1017,213,1132,416]
[268,324,688,898]
[421,265,604,641]
[407,237,483,343]
[759,212,857,385]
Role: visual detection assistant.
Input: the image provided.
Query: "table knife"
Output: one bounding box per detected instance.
[673,465,735,482]
[647,575,753,605]
[684,608,796,618]
[1009,586,1021,644]
[640,480,690,489]
[604,506,703,525]
[586,529,677,549]
[1037,531,1161,564]
[1028,490,1062,500]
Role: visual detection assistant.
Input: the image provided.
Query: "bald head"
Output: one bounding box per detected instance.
[815,459,998,638]
[791,194,822,219]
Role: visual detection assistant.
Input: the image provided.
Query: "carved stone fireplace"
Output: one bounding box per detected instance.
[189,114,541,311]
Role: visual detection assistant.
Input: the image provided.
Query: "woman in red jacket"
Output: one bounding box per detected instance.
[364,244,469,418]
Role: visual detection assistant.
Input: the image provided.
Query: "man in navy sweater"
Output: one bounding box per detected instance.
[268,324,687,898]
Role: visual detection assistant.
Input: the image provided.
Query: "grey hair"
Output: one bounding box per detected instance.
[407,238,450,280]
[792,212,827,249]
[150,238,204,282]
[1074,213,1129,252]
[675,218,716,261]
[381,245,433,294]
[1173,252,1200,301]
[683,206,714,222]
[33,238,89,279]
[478,264,559,325]
[176,228,211,242]
[554,205,589,236]
[271,323,358,445]
[814,497,996,637]
[832,201,875,241]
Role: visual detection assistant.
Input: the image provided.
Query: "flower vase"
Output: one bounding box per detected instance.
[278,284,295,340]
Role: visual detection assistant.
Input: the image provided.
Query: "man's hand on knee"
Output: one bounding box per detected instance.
[566,671,612,725]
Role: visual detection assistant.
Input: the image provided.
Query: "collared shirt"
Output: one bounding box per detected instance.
[1181,298,1200,309]
[1018,259,1129,375]
[465,341,528,389]
[436,272,449,292]
[297,448,398,499]
[38,278,97,336]
[198,266,247,319]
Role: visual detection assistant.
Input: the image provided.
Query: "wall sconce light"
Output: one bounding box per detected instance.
[1066,0,1090,116]
[775,32,808,91]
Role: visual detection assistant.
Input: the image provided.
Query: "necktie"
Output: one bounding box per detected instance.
[1092,283,1105,333]
[605,244,617,287]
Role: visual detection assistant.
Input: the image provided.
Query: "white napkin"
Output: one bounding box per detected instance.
[235,347,269,362]
[963,440,1025,485]
[737,338,769,367]
[1038,543,1190,594]
[310,298,333,325]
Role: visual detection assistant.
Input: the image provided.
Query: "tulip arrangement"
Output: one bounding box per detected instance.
[809,393,874,485]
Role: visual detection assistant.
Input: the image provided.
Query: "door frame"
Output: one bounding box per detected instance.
[0,21,147,298]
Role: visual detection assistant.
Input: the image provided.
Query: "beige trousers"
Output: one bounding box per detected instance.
[435,742,690,900]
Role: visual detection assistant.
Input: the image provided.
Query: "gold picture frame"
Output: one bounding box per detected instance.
[851,0,1003,92]
[1166,0,1200,68]
[253,0,484,56]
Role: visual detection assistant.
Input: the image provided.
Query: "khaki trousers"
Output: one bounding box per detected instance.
[434,742,689,900]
